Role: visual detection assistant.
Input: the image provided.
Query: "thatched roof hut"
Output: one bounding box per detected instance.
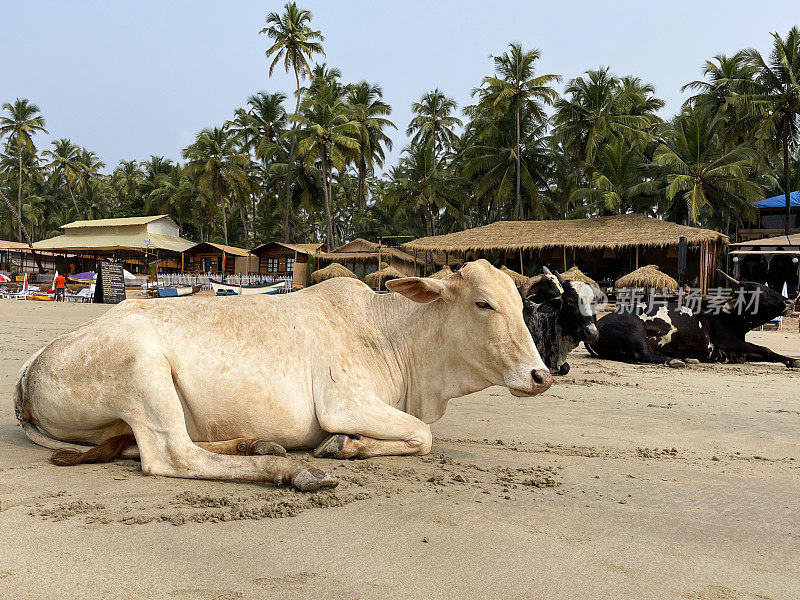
[311,262,359,283]
[405,214,726,294]
[316,238,420,276]
[562,266,598,287]
[428,265,453,280]
[364,263,404,289]
[616,265,678,290]
[499,265,528,287]
[405,214,726,253]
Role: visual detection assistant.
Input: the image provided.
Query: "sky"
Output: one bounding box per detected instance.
[1,1,796,173]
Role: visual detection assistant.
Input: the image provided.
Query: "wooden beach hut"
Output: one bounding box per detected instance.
[183,242,251,275]
[405,214,727,294]
[251,241,325,289]
[428,265,453,280]
[562,266,598,288]
[499,265,528,287]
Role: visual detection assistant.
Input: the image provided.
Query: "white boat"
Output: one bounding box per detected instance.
[210,278,286,296]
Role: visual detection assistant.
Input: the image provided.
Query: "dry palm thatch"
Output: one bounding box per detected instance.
[404,214,728,253]
[428,265,453,279]
[562,266,598,287]
[499,265,528,287]
[364,263,404,288]
[311,263,359,283]
[616,265,678,290]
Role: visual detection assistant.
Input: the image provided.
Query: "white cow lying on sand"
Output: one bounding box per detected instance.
[14,260,552,491]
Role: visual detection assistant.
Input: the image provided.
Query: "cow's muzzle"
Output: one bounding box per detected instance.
[510,368,553,397]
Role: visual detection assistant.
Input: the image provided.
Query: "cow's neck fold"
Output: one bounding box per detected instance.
[373,293,492,423]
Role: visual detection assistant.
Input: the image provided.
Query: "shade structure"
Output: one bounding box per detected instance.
[311,262,359,283]
[428,265,453,280]
[499,265,527,287]
[364,263,404,288]
[562,266,598,287]
[616,265,678,290]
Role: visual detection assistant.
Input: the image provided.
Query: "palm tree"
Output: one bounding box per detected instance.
[260,2,325,242]
[42,139,84,217]
[407,89,463,157]
[739,27,800,234]
[291,94,360,248]
[346,81,395,210]
[552,68,663,171]
[570,138,659,215]
[473,43,561,218]
[183,127,251,245]
[653,107,761,228]
[0,99,47,242]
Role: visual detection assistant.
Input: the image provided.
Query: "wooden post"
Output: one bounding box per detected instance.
[635,245,639,270]
[181,252,184,274]
[562,247,567,272]
[519,249,523,275]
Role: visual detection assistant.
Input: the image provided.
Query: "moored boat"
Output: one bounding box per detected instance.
[210,278,286,296]
[157,285,202,298]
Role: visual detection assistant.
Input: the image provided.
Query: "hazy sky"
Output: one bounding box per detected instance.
[1,1,794,172]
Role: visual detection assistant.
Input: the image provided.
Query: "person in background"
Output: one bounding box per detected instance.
[54,272,66,302]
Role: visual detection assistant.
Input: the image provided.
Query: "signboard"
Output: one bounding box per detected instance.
[94,262,126,304]
[677,236,687,277]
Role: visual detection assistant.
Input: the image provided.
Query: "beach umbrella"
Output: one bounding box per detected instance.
[562,266,598,288]
[0,273,10,282]
[499,265,528,287]
[364,263,404,289]
[23,273,29,292]
[123,269,136,280]
[72,271,96,282]
[429,265,453,280]
[311,263,359,283]
[615,265,678,290]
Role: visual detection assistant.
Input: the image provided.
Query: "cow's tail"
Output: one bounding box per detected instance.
[14,348,137,466]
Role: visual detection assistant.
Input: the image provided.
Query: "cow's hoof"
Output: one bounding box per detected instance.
[249,440,287,457]
[787,359,800,369]
[668,359,686,368]
[313,434,359,459]
[683,358,700,365]
[557,362,571,376]
[293,467,338,492]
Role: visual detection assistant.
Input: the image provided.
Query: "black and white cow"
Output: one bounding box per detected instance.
[586,270,800,368]
[520,268,599,375]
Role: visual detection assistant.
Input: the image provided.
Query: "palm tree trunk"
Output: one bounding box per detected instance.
[280,67,304,243]
[515,105,522,220]
[67,184,82,218]
[0,187,44,272]
[783,120,792,236]
[358,154,367,211]
[322,152,334,249]
[238,200,250,244]
[221,199,228,245]
[17,150,23,242]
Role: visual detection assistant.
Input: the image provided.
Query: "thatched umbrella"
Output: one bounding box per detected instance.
[428,265,453,280]
[562,266,598,288]
[364,262,404,289]
[311,262,359,284]
[499,265,528,287]
[615,265,678,290]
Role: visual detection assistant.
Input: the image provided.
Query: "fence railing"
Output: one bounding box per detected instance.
[154,273,294,293]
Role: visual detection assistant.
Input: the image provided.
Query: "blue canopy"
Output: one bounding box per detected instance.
[753,191,800,209]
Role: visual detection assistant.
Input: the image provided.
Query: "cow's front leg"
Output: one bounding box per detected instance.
[313,399,432,459]
[196,438,287,456]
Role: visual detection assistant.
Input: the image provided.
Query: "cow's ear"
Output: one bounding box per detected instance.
[537,298,562,314]
[386,277,447,303]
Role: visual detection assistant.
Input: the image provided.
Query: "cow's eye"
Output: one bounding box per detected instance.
[475,301,494,311]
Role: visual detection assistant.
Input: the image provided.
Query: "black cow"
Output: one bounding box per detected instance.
[520,268,599,375]
[587,270,800,368]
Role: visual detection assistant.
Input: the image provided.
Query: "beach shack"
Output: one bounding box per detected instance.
[739,192,800,241]
[0,240,62,274]
[730,233,800,296]
[183,242,254,275]
[315,238,420,278]
[404,214,727,293]
[251,242,324,289]
[31,215,195,275]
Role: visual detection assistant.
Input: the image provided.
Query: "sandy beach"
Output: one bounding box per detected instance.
[1,300,799,600]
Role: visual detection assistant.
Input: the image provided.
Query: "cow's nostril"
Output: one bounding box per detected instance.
[531,369,552,387]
